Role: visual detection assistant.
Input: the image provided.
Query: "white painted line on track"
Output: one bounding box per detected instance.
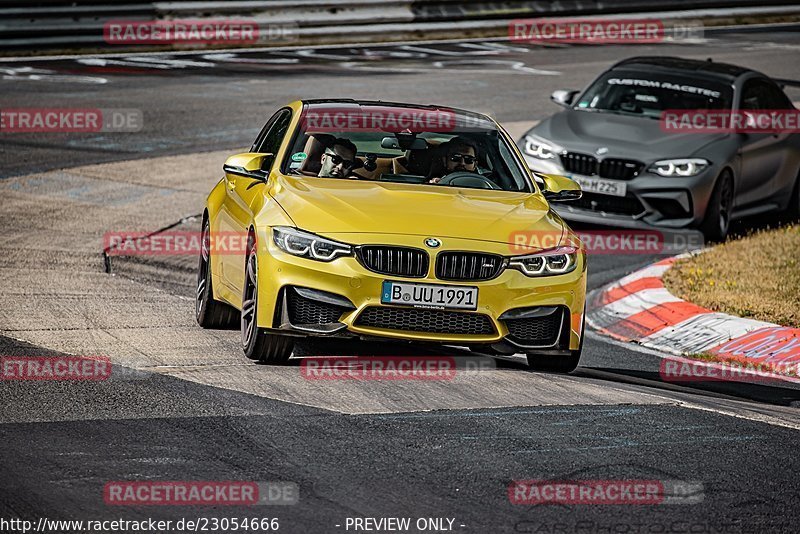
[1,36,528,62]
[670,399,800,431]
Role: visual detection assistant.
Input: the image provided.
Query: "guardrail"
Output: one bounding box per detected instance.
[1,0,798,52]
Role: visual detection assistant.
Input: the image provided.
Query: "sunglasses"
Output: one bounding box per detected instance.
[324,151,355,168]
[448,153,477,165]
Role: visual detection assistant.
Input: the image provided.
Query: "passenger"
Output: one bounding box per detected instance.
[428,136,479,184]
[318,138,358,178]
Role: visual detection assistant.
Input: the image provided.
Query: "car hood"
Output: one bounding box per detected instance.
[529,109,722,160]
[269,174,565,249]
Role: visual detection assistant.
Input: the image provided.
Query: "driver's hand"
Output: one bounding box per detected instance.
[428,177,441,184]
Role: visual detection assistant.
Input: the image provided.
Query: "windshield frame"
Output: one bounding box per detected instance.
[279,102,536,194]
[571,69,735,118]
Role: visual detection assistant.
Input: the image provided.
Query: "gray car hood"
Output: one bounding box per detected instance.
[528,109,723,161]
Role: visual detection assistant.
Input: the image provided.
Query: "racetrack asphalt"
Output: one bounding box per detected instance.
[2,30,800,533]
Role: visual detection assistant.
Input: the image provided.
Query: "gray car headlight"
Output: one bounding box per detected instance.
[524,134,563,160]
[508,246,578,277]
[273,227,352,262]
[648,158,710,177]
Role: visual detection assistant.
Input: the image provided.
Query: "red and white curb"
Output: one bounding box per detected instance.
[587,254,800,383]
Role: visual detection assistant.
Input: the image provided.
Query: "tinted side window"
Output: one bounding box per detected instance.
[251,112,280,152]
[740,80,769,110]
[764,83,793,109]
[255,109,292,156]
[740,79,791,110]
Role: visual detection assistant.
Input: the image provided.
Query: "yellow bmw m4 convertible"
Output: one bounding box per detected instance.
[197,99,587,372]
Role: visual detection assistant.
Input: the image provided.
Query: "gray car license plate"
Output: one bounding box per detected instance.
[570,174,627,197]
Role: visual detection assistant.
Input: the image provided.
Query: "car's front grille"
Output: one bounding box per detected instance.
[561,152,644,181]
[435,251,505,281]
[562,152,597,176]
[504,311,563,346]
[357,246,428,278]
[599,158,644,180]
[355,306,496,336]
[286,288,347,324]
[572,191,646,216]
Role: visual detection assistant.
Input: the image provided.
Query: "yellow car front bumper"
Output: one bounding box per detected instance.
[254,228,586,351]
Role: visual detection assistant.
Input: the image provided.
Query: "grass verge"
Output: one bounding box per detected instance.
[663,224,800,328]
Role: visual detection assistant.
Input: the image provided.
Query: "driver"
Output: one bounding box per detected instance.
[428,136,479,184]
[319,138,358,178]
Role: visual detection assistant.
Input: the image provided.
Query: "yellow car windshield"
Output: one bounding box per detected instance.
[283,104,533,192]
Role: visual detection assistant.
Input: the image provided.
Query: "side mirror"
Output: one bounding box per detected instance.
[550,89,579,108]
[539,173,582,202]
[223,152,274,182]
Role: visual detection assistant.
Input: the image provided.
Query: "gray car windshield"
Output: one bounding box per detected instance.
[575,71,733,118]
[282,104,533,193]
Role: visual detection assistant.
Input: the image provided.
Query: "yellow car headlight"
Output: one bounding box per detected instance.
[272,226,352,262]
[508,246,578,277]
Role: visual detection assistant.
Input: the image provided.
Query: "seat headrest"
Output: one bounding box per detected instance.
[298,134,333,176]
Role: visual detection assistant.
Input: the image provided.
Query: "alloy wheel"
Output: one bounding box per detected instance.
[241,242,258,348]
[718,175,734,237]
[196,221,211,318]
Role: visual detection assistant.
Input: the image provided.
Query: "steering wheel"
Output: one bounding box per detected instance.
[437,171,501,190]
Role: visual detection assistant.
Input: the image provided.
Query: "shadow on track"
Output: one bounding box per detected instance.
[575,366,800,407]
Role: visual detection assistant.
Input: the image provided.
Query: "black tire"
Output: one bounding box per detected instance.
[241,232,294,364]
[525,313,583,373]
[699,170,734,243]
[196,217,239,329]
[526,352,581,373]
